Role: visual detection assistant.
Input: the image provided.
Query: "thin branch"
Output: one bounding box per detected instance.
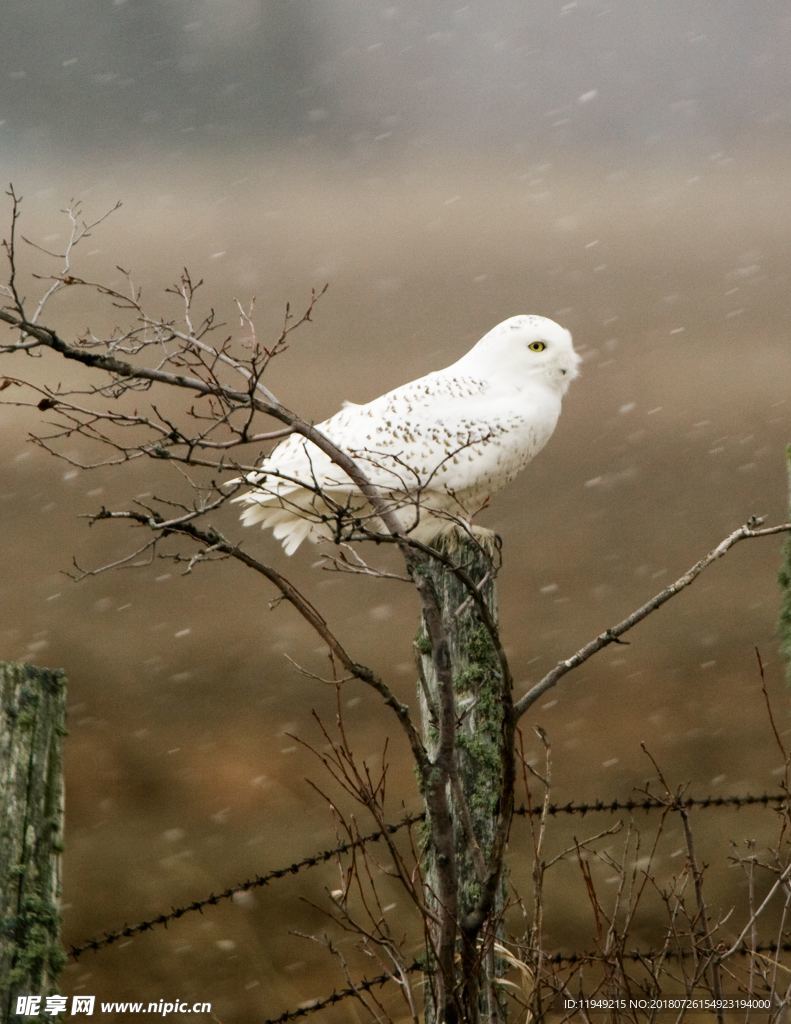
[722,861,791,960]
[85,505,429,771]
[515,517,791,720]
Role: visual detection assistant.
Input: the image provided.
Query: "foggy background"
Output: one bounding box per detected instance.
[1,2,790,1019]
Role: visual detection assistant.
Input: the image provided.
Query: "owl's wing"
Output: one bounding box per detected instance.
[245,371,499,498]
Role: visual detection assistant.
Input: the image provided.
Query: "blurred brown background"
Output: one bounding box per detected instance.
[1,2,790,1019]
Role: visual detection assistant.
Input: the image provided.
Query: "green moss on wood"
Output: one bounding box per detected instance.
[415,534,509,1020]
[1,662,67,1014]
[7,892,66,988]
[414,631,432,656]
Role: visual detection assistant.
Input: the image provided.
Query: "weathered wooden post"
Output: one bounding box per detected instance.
[416,535,511,1023]
[1,663,66,1021]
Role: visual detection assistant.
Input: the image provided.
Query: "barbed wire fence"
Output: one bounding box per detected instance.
[67,792,789,960]
[65,789,791,1022]
[258,943,791,1024]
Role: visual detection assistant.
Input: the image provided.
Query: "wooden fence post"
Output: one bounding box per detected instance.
[416,535,510,1023]
[0,663,66,1021]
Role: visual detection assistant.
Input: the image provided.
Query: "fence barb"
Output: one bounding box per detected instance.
[68,791,788,960]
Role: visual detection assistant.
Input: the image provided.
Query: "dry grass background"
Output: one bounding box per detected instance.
[1,152,790,1020]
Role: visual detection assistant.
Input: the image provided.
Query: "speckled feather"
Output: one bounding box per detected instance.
[236,315,580,554]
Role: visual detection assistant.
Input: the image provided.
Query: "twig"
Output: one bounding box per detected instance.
[515,517,791,719]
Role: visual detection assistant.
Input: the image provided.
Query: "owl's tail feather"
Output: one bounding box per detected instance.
[235,490,329,555]
[272,516,317,556]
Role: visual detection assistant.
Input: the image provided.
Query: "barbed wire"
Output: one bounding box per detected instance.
[549,940,791,965]
[261,940,791,1023]
[515,791,789,817]
[68,791,788,960]
[261,960,422,1024]
[67,811,424,959]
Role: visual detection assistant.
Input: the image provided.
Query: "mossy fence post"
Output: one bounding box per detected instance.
[417,535,510,1024]
[0,663,66,1022]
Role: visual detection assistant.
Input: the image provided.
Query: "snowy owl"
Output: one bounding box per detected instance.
[235,315,579,554]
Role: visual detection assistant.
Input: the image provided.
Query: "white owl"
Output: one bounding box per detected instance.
[236,315,579,554]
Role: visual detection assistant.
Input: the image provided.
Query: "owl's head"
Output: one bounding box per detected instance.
[466,314,580,395]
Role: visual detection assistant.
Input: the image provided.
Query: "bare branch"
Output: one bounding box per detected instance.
[82,505,428,771]
[515,517,791,720]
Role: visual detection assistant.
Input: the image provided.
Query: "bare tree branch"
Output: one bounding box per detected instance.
[515,517,791,720]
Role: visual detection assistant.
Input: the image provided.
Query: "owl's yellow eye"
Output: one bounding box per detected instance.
[528,341,546,352]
